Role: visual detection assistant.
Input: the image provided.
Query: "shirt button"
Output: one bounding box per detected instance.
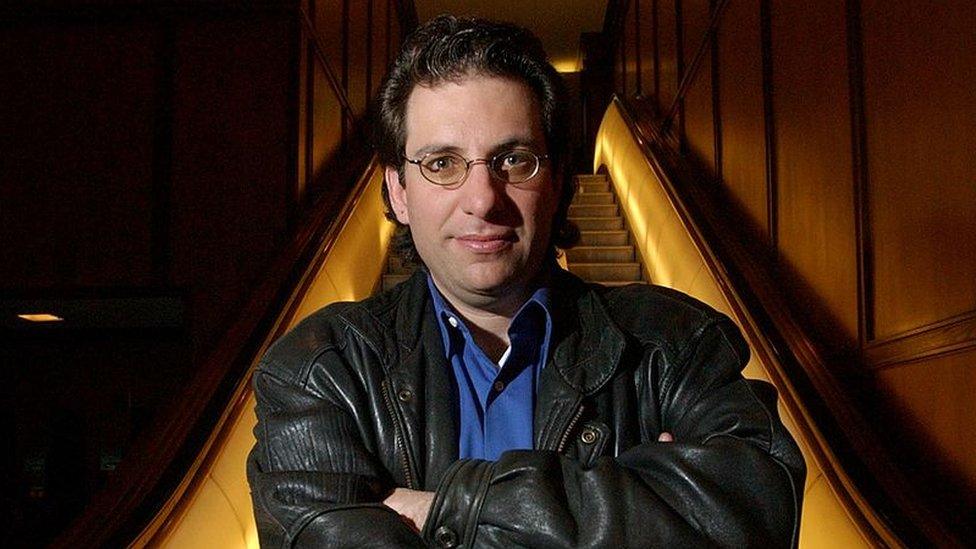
[447,316,458,328]
[492,380,505,392]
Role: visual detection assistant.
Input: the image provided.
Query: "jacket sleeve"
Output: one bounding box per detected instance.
[247,349,425,548]
[421,318,806,548]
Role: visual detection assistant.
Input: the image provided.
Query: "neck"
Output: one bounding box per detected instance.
[430,266,551,363]
[450,303,514,363]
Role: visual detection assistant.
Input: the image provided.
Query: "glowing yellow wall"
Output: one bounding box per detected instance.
[289,168,395,325]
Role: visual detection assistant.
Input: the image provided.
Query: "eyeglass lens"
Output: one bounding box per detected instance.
[419,150,540,185]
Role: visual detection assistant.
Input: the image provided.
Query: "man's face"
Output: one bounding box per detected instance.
[385,75,560,312]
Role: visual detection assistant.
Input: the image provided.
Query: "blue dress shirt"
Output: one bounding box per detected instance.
[427,275,553,461]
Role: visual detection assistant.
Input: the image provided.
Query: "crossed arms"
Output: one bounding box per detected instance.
[247,315,805,547]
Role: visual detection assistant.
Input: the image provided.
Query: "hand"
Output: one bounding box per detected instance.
[382,436,672,533]
[383,488,435,533]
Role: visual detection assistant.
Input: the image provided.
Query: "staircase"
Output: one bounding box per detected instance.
[380,173,644,291]
[565,174,644,285]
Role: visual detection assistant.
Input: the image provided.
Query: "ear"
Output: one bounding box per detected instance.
[385,166,410,225]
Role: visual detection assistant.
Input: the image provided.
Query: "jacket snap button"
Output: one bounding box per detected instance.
[434,525,459,547]
[580,428,598,444]
[397,389,413,402]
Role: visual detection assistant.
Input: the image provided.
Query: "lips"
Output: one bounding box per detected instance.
[454,232,516,253]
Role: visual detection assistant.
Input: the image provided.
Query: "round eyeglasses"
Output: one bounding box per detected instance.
[404,149,549,188]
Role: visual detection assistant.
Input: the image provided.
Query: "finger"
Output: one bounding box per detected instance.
[658,431,674,442]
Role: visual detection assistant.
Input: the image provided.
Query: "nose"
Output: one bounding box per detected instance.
[459,160,505,218]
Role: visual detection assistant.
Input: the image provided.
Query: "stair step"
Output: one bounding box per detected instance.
[569,262,642,281]
[572,217,624,230]
[583,183,610,194]
[572,192,615,205]
[579,181,610,193]
[382,273,410,291]
[578,230,630,246]
[568,204,619,217]
[575,173,607,181]
[575,175,610,193]
[566,246,635,263]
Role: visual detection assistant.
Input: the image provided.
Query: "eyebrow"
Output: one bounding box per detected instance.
[408,137,544,159]
[408,143,464,158]
[493,138,543,153]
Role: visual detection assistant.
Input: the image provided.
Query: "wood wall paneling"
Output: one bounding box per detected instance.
[346,0,370,116]
[297,32,310,205]
[673,0,684,138]
[639,0,658,103]
[618,8,628,97]
[612,0,976,540]
[170,17,293,352]
[717,0,769,239]
[634,0,643,97]
[873,348,976,513]
[770,0,860,352]
[759,0,777,245]
[861,3,976,531]
[615,28,624,97]
[311,58,344,184]
[625,0,639,98]
[561,71,586,172]
[385,0,393,66]
[861,1,976,341]
[655,0,679,117]
[315,0,345,79]
[371,0,389,97]
[681,0,710,56]
[0,23,158,288]
[865,311,976,369]
[681,50,714,173]
[390,2,402,64]
[679,0,714,174]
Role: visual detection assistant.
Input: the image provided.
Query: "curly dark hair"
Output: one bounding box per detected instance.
[373,14,579,264]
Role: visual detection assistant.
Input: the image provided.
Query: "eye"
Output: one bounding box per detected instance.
[423,154,460,173]
[500,150,532,168]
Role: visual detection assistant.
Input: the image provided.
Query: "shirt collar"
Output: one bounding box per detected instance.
[426,272,553,361]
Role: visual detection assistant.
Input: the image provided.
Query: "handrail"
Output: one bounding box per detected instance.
[609,95,960,546]
[52,148,376,548]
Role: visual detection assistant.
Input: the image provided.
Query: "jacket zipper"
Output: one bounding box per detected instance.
[555,402,585,453]
[381,381,417,489]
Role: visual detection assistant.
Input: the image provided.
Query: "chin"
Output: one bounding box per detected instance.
[462,263,526,294]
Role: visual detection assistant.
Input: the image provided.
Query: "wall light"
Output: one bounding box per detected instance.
[17,313,64,322]
[551,59,580,73]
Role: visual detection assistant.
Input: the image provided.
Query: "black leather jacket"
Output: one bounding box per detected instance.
[247,268,805,548]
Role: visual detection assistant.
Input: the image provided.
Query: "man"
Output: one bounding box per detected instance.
[248,15,804,548]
